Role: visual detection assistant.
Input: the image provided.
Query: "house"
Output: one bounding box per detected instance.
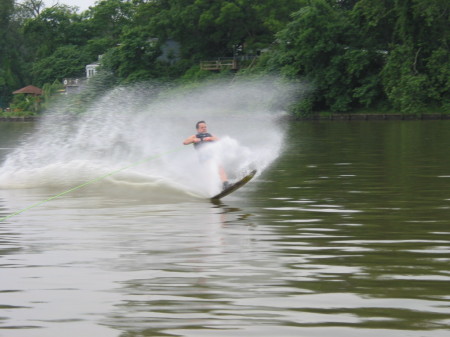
[86,55,102,78]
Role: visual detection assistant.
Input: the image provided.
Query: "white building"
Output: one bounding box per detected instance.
[86,63,99,78]
[86,55,102,78]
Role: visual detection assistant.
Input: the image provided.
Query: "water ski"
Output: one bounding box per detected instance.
[211,169,257,201]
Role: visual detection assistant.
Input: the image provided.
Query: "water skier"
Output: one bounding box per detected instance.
[183,121,230,190]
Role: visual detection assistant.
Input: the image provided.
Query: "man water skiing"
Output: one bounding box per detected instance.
[183,121,230,190]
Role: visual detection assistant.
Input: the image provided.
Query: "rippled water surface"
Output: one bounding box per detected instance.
[1,120,449,337]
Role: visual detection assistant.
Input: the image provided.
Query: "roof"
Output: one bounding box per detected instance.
[13,85,43,95]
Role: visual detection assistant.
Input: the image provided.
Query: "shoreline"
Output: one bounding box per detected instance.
[1,113,449,122]
[0,116,37,122]
[296,113,450,121]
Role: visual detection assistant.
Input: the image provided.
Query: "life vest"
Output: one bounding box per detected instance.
[193,132,213,150]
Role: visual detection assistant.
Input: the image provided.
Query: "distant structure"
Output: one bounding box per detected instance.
[200,58,239,71]
[200,55,258,72]
[12,85,43,96]
[86,55,102,79]
[62,55,102,94]
[12,85,43,112]
[62,78,84,94]
[61,39,182,94]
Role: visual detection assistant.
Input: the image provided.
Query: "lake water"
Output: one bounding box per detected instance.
[0,119,449,337]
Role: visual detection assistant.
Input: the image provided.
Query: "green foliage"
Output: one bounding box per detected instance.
[87,0,134,40]
[382,45,450,114]
[138,0,303,61]
[179,65,216,83]
[426,48,450,106]
[101,26,161,81]
[290,96,314,118]
[262,0,449,113]
[268,0,386,112]
[22,5,86,59]
[41,80,64,110]
[0,0,14,31]
[373,0,450,113]
[178,65,236,85]
[31,45,92,85]
[353,0,450,113]
[0,0,24,107]
[1,0,448,114]
[9,93,40,114]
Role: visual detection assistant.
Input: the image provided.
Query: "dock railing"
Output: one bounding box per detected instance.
[200,57,239,71]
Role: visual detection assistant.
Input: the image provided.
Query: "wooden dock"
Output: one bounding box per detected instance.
[200,58,239,71]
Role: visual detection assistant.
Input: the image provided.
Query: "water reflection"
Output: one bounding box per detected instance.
[102,201,282,336]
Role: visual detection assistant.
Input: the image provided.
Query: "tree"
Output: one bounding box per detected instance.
[262,0,449,114]
[135,0,305,61]
[22,5,87,60]
[0,0,23,108]
[101,26,162,81]
[15,0,45,19]
[2,0,448,113]
[355,0,450,112]
[31,45,92,85]
[266,0,386,114]
[87,0,134,41]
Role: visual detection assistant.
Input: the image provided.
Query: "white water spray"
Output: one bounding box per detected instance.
[0,77,297,199]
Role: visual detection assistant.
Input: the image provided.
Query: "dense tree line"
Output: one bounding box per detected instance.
[0,0,448,116]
